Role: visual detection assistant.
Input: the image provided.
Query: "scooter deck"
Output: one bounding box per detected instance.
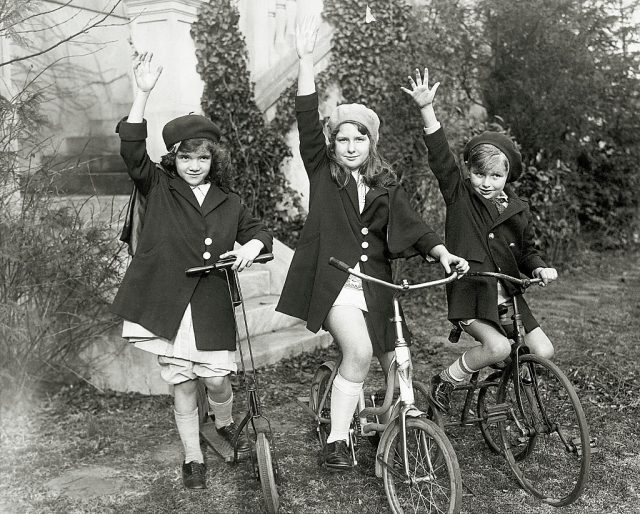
[200,422,250,463]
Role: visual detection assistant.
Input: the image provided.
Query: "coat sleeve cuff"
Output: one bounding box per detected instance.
[295,92,319,113]
[522,256,547,276]
[116,117,148,141]
[253,232,273,253]
[415,233,444,257]
[423,125,449,150]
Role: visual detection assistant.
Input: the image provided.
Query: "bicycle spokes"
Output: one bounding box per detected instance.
[498,355,591,507]
[381,418,462,513]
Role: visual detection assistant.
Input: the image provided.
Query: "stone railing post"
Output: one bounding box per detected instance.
[123,0,208,160]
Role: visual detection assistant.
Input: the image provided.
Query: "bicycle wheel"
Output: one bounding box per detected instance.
[498,354,591,506]
[256,432,280,513]
[477,371,504,455]
[309,363,334,446]
[381,417,462,514]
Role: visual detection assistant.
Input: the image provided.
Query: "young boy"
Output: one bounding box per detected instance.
[402,68,557,412]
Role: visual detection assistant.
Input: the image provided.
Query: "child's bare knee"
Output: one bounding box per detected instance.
[525,328,554,360]
[486,337,511,361]
[174,378,197,394]
[202,375,229,393]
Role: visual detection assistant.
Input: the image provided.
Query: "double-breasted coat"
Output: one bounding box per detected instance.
[423,126,547,332]
[111,120,273,351]
[276,93,443,354]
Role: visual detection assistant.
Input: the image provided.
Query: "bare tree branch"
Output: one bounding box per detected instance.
[0,0,122,68]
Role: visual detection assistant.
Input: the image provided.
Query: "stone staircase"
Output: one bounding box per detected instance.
[86,240,333,395]
[50,132,133,195]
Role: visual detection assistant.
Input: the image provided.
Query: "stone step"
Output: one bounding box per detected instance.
[236,322,333,371]
[87,322,333,395]
[234,294,298,339]
[61,135,121,156]
[237,268,271,300]
[51,171,133,195]
[51,154,125,174]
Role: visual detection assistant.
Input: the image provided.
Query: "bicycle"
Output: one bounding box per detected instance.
[186,253,280,514]
[300,257,463,514]
[440,270,592,507]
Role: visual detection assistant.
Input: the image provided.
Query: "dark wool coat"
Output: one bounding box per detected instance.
[111,120,273,351]
[424,126,547,332]
[276,93,443,354]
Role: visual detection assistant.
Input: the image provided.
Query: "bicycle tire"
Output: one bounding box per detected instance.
[477,370,504,455]
[256,432,280,513]
[498,354,591,506]
[380,417,462,514]
[309,363,334,446]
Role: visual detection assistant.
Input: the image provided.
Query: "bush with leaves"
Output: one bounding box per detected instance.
[308,0,640,264]
[191,1,305,246]
[470,0,640,249]
[0,0,127,391]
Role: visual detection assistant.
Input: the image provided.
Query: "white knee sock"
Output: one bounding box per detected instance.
[326,372,364,445]
[209,392,234,429]
[441,352,477,383]
[174,407,203,464]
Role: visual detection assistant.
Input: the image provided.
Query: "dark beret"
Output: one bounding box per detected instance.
[463,131,523,182]
[162,114,222,150]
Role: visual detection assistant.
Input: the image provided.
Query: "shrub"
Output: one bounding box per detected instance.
[191,0,305,247]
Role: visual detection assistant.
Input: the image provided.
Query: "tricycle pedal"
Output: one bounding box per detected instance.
[484,402,509,424]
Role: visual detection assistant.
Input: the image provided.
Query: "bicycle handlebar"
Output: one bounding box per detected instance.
[185,253,274,276]
[328,257,458,291]
[465,271,542,288]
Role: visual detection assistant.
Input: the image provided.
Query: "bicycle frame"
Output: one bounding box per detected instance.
[319,258,459,472]
[447,271,561,440]
[441,271,534,420]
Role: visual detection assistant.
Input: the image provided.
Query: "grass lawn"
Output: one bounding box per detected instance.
[1,249,639,513]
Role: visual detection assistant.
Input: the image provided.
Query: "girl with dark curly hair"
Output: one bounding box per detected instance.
[111,52,272,490]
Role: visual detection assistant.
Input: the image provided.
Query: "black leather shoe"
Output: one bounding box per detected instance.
[182,461,206,489]
[323,440,352,471]
[430,375,455,413]
[216,423,250,454]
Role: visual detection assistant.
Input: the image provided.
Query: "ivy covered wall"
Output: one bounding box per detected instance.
[191,1,304,246]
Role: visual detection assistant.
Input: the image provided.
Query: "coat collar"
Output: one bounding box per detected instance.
[464,180,526,226]
[363,187,387,214]
[490,196,526,228]
[169,177,228,215]
[343,175,388,217]
[344,176,359,215]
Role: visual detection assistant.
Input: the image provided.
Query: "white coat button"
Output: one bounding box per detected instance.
[488,232,495,239]
[361,227,369,235]
[204,237,213,245]
[360,255,368,262]
[203,252,211,260]
[361,241,369,249]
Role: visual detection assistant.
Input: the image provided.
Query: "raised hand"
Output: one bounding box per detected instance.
[295,16,320,59]
[133,51,163,93]
[401,67,440,109]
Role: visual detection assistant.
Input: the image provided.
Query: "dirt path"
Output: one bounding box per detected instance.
[1,250,639,513]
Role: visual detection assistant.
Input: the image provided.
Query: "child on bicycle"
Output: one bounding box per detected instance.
[111,52,273,489]
[276,21,468,471]
[402,68,557,413]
